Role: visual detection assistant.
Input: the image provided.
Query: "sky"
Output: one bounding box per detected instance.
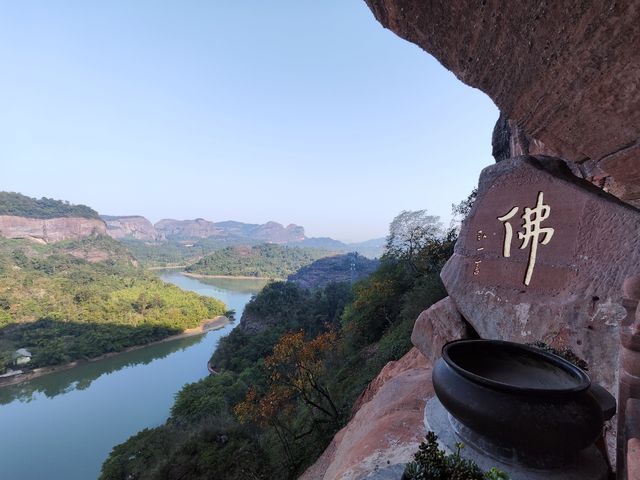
[0,1,498,243]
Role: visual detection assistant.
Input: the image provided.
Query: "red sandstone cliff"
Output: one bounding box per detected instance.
[154,218,223,239]
[0,215,107,243]
[102,215,162,241]
[300,348,432,480]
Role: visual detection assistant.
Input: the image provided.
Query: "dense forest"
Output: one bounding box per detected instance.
[0,192,101,219]
[100,206,462,480]
[120,237,262,268]
[287,252,380,289]
[185,243,332,279]
[121,237,384,270]
[0,235,226,374]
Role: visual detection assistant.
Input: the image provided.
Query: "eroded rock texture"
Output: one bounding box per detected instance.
[0,215,107,243]
[102,215,162,241]
[365,0,640,206]
[411,297,474,364]
[154,218,223,239]
[252,221,306,243]
[300,348,432,480]
[441,156,640,393]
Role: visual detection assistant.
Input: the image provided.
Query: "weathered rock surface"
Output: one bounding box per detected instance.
[492,113,559,163]
[0,215,107,243]
[364,0,640,206]
[102,215,162,241]
[252,221,305,243]
[288,254,379,290]
[66,246,138,266]
[154,218,222,239]
[300,348,431,480]
[441,156,640,394]
[411,297,473,364]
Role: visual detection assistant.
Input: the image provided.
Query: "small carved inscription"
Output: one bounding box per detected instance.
[474,230,487,276]
[473,260,481,276]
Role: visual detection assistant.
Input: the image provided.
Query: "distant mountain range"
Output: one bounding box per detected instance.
[0,192,385,258]
[102,215,385,258]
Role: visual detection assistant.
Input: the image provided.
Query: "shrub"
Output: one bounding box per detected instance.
[403,432,509,480]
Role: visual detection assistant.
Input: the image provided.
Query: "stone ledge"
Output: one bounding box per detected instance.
[424,396,609,480]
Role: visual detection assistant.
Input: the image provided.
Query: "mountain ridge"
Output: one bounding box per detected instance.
[0,192,384,258]
[104,214,385,258]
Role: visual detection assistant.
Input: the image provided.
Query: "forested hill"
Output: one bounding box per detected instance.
[0,235,226,374]
[185,243,333,278]
[287,253,380,290]
[0,192,100,219]
[100,209,457,480]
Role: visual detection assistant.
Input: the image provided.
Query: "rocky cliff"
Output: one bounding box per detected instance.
[300,348,432,480]
[252,221,305,243]
[154,218,222,239]
[0,215,107,243]
[440,157,640,395]
[358,3,640,475]
[102,215,162,241]
[365,0,640,208]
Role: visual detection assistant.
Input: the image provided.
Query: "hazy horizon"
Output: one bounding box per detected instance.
[1,1,498,243]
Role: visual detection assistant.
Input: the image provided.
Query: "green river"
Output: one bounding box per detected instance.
[0,273,268,480]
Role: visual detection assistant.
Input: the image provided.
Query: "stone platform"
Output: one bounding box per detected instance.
[424,397,609,480]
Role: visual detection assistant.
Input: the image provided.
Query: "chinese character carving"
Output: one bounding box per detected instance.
[497,192,555,286]
[474,230,487,276]
[473,260,481,276]
[497,207,518,257]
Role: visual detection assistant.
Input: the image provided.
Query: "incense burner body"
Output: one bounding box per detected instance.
[433,340,605,464]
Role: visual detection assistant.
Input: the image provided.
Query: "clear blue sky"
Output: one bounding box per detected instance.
[0,1,498,242]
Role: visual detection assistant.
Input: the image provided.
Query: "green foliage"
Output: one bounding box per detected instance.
[155,427,272,480]
[100,424,273,480]
[186,243,332,278]
[0,191,100,219]
[211,282,352,374]
[120,237,255,268]
[341,219,454,349]
[0,349,12,374]
[101,204,465,480]
[0,236,226,370]
[403,432,509,480]
[100,281,352,480]
[385,210,443,269]
[451,188,478,221]
[170,372,251,426]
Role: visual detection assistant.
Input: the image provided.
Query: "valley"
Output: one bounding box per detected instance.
[0,273,266,480]
[0,191,444,480]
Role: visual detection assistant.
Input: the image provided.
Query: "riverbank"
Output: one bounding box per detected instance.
[0,315,230,388]
[182,272,281,281]
[146,265,189,271]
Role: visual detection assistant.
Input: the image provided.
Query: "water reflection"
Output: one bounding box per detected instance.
[0,274,265,480]
[192,275,271,294]
[0,334,204,405]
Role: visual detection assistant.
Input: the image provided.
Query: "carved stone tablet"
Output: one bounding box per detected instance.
[442,156,640,393]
